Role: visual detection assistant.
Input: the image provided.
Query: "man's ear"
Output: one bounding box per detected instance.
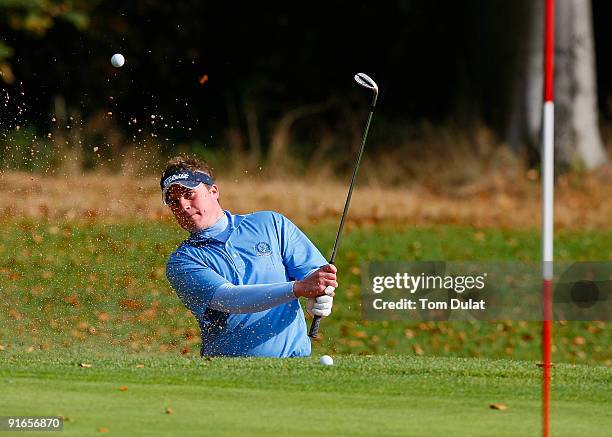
[209,184,220,200]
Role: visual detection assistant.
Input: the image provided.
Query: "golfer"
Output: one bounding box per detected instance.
[161,156,337,357]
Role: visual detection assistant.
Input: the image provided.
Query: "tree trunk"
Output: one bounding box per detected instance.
[267,102,329,175]
[53,95,83,176]
[526,0,545,149]
[507,0,608,171]
[568,0,608,168]
[506,0,543,159]
[556,0,607,170]
[225,92,246,172]
[244,97,261,170]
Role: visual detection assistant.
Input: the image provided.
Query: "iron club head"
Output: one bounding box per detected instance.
[354,73,378,107]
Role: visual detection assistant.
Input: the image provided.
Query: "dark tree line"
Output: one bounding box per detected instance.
[0,0,610,173]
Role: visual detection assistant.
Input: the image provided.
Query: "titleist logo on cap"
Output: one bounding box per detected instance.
[163,173,190,186]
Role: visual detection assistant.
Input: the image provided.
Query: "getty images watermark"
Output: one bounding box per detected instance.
[361,262,611,321]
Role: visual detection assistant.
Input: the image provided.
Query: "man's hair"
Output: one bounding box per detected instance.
[162,156,215,186]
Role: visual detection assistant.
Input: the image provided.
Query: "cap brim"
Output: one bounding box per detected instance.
[162,181,202,205]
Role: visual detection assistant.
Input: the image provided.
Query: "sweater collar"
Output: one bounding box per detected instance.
[189,210,233,243]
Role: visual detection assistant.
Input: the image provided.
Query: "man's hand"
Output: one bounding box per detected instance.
[306,288,334,318]
[293,264,338,298]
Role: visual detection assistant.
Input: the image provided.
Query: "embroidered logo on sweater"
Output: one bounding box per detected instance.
[255,242,272,257]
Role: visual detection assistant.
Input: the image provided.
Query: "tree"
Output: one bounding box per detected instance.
[508,0,608,171]
[0,0,93,84]
[556,0,608,169]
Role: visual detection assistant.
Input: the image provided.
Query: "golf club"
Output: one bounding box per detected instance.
[308,72,379,338]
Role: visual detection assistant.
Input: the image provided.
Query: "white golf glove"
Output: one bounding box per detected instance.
[306,286,334,318]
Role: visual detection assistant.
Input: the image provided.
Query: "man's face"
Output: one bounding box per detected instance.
[165,183,222,232]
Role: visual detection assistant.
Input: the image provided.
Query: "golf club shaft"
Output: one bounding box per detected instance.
[329,109,374,264]
[308,109,375,338]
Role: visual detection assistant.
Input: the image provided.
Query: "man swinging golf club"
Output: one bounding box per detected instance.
[163,72,378,357]
[162,156,336,357]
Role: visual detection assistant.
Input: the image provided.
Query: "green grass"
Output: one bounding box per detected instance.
[1,220,610,435]
[0,351,610,436]
[0,219,610,363]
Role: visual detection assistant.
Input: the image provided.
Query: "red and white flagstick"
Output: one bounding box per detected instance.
[542,0,555,436]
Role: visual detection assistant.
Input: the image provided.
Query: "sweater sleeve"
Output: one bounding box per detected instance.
[167,250,296,315]
[208,282,296,313]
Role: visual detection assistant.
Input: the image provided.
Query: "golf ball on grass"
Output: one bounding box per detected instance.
[111,53,125,68]
[319,355,333,366]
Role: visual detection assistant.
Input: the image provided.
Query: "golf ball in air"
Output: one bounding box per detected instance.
[319,355,334,366]
[111,53,125,68]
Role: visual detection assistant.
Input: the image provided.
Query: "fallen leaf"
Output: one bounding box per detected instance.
[98,427,109,433]
[136,363,145,368]
[119,386,128,392]
[183,328,198,340]
[64,295,80,307]
[8,272,22,281]
[149,267,165,280]
[489,403,507,410]
[119,298,144,310]
[165,407,173,414]
[79,363,92,368]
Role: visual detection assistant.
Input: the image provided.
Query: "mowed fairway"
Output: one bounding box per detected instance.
[1,352,611,436]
